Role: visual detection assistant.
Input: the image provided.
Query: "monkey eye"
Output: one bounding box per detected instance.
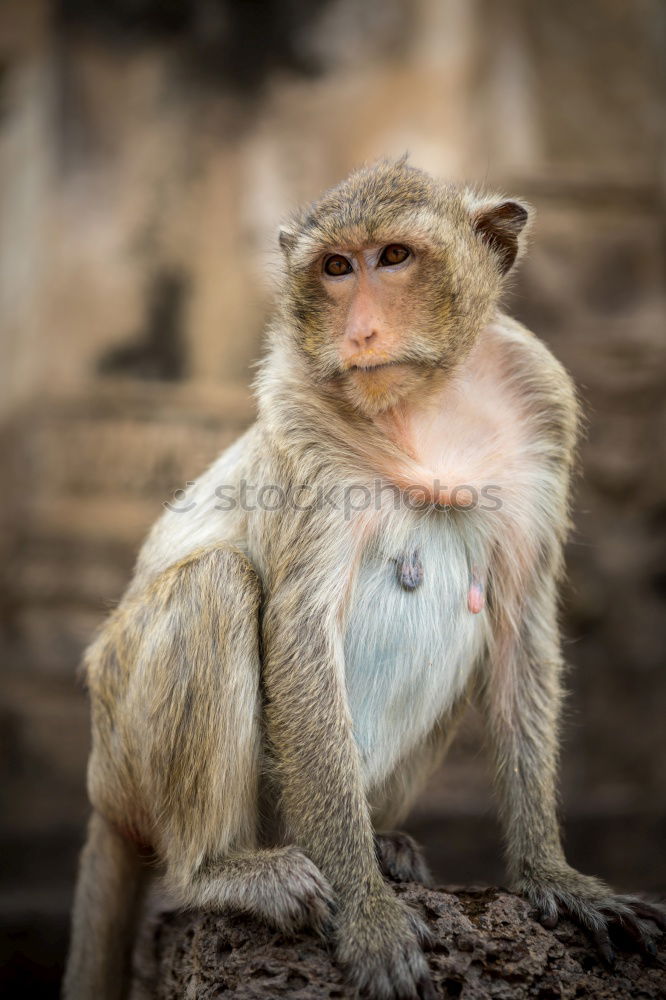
[379,244,410,267]
[323,254,353,277]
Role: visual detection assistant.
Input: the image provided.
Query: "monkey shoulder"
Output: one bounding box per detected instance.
[479,315,578,560]
[491,313,579,446]
[127,425,264,589]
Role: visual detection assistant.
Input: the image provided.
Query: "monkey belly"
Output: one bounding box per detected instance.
[344,516,489,788]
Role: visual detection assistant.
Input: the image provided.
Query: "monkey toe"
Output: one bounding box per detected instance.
[375,832,432,885]
[284,892,335,937]
[253,847,336,937]
[281,872,336,937]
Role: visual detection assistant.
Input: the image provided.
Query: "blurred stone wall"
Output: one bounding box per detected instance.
[0,0,664,992]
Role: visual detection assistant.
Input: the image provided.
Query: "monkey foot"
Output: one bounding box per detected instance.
[374,831,432,885]
[232,846,337,938]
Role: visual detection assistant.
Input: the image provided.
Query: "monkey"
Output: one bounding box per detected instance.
[63,159,665,1000]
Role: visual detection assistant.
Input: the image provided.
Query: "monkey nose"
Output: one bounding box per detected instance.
[348,329,378,351]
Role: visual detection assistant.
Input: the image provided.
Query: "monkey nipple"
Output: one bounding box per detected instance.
[467,570,485,614]
[396,549,424,591]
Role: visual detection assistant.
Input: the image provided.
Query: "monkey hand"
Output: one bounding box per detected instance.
[518,859,666,964]
[335,882,435,1000]
[375,831,432,884]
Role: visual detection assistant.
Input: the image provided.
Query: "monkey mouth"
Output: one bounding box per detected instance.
[346,360,407,373]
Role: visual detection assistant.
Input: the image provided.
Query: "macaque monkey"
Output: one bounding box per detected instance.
[64,160,664,1000]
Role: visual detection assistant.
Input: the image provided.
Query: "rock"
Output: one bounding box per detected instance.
[148,884,665,999]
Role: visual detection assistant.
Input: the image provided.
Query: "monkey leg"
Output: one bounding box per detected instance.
[85,543,333,939]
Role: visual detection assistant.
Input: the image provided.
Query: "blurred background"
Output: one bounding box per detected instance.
[1,0,664,993]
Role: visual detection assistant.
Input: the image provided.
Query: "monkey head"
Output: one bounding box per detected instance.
[278,159,530,416]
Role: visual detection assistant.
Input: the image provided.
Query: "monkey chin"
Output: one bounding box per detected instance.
[342,364,424,417]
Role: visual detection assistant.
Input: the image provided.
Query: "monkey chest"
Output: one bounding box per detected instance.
[343,516,489,787]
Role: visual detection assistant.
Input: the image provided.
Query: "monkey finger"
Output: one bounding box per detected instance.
[416,971,437,1000]
[323,894,338,918]
[417,924,436,951]
[318,919,337,942]
[590,924,615,967]
[624,898,666,931]
[315,902,338,941]
[538,909,559,929]
[611,911,660,957]
[405,909,435,950]
[314,898,339,940]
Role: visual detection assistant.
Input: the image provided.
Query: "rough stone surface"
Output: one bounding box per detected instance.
[149,885,666,999]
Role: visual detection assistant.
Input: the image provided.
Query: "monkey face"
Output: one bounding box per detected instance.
[313,237,459,416]
[278,161,530,417]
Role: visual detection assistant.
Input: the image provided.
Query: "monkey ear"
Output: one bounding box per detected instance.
[472,200,530,275]
[278,226,297,255]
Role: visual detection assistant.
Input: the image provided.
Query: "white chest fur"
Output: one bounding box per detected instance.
[344,509,490,788]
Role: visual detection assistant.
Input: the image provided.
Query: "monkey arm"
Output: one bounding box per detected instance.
[481,573,566,881]
[481,572,665,960]
[262,591,378,901]
[257,505,434,997]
